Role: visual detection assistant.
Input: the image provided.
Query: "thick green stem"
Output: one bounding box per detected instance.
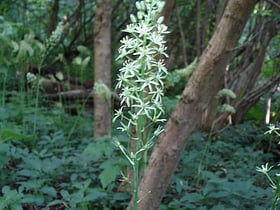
[132,115,145,209]
[133,157,139,210]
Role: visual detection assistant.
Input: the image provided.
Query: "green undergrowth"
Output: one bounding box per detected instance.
[161,122,277,209]
[0,97,278,209]
[0,101,129,210]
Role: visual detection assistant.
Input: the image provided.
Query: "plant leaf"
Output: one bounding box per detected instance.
[99,165,120,188]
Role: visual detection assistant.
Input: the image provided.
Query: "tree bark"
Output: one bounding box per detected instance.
[48,0,60,36]
[130,0,259,209]
[201,11,279,131]
[160,0,175,25]
[233,76,280,124]
[93,0,112,138]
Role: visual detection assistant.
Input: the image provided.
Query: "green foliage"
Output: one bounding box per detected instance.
[160,122,275,209]
[245,88,280,124]
[165,58,197,97]
[0,0,279,209]
[0,104,128,209]
[0,94,278,209]
[245,96,267,123]
[257,125,280,210]
[0,186,24,210]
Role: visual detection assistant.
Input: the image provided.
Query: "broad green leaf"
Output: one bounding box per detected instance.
[77,45,88,54]
[73,57,82,65]
[11,204,23,210]
[112,192,129,201]
[2,186,11,194]
[0,107,10,120]
[180,192,203,203]
[73,179,91,191]
[99,164,120,188]
[83,138,114,160]
[82,56,91,67]
[55,72,64,81]
[21,194,42,203]
[0,197,7,209]
[17,169,37,177]
[41,186,57,197]
[0,142,10,154]
[60,190,70,201]
[22,195,44,205]
[84,188,107,201]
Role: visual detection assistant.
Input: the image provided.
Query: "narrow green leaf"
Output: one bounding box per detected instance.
[0,128,35,141]
[47,200,64,207]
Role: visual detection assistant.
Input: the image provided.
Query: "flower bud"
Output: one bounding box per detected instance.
[157,16,164,24]
[130,14,137,23]
[136,2,141,10]
[137,11,143,20]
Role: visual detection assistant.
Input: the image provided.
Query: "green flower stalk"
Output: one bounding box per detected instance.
[113,0,168,209]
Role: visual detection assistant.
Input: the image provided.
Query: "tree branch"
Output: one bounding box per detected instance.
[266,0,280,9]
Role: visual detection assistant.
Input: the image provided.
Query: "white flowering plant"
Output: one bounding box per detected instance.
[257,125,280,210]
[113,0,168,208]
[40,21,64,66]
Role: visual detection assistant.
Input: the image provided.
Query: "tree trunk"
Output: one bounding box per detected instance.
[200,5,278,131]
[233,76,280,123]
[129,0,259,209]
[48,0,60,36]
[160,0,175,25]
[93,0,112,138]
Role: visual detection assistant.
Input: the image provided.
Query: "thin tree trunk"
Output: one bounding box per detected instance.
[265,85,278,125]
[93,0,112,138]
[265,94,272,124]
[48,0,60,36]
[129,0,259,209]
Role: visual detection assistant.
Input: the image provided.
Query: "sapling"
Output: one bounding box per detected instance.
[113,0,168,209]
